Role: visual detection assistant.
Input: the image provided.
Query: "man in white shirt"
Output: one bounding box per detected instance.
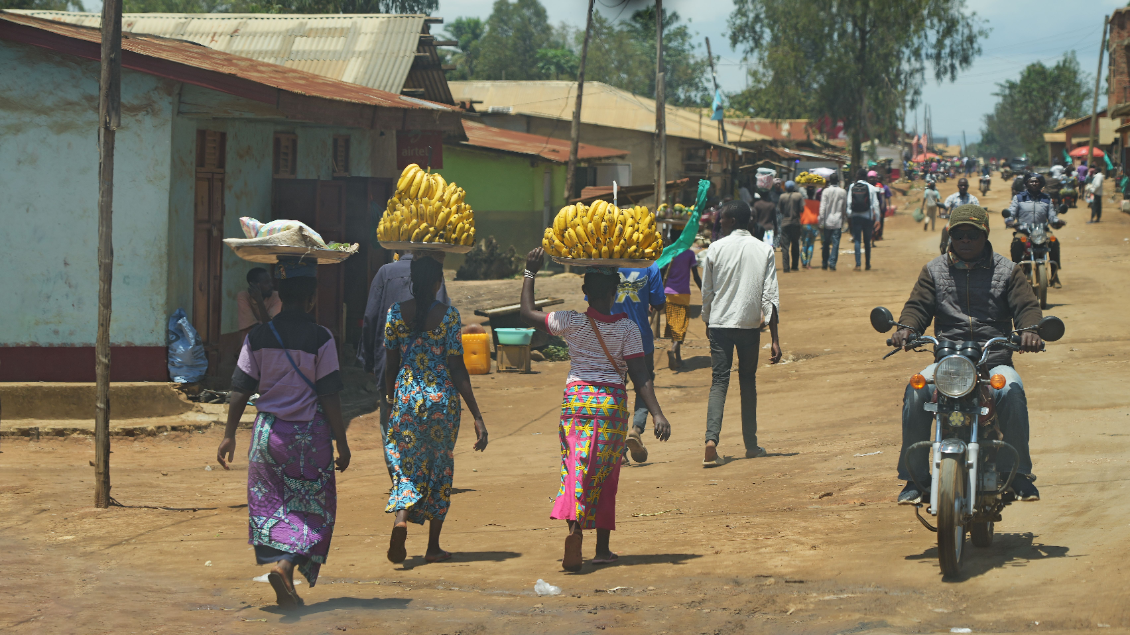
[700,201,783,467]
[816,172,847,270]
[1086,167,1105,222]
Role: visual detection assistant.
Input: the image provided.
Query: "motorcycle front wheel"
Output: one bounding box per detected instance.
[971,520,994,547]
[1037,263,1049,309]
[937,455,967,577]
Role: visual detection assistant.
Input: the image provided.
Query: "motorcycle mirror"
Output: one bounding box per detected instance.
[870,307,895,333]
[1000,210,1010,218]
[1037,316,1065,342]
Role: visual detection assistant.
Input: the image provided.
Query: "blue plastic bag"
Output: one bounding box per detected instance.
[167,308,208,383]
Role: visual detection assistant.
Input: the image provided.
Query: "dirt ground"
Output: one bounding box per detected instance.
[3,178,1130,634]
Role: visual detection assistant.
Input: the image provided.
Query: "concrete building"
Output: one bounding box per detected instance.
[0,12,463,382]
[449,81,766,205]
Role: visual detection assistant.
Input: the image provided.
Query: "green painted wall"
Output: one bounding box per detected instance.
[433,145,565,270]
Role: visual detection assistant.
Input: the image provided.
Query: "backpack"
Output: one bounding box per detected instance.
[850,182,871,214]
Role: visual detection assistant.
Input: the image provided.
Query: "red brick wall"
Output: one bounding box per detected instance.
[1109,10,1130,113]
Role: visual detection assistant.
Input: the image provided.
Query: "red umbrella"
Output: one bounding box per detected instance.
[1068,146,1105,158]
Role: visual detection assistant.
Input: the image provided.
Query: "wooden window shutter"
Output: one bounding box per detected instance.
[273,133,297,179]
[332,136,350,177]
[195,130,226,172]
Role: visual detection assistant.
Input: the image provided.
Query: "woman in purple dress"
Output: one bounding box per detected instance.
[217,259,351,609]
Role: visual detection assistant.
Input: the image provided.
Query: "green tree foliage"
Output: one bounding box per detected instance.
[440,17,485,81]
[535,47,578,80]
[978,53,1089,161]
[728,0,986,169]
[0,0,84,9]
[476,0,552,81]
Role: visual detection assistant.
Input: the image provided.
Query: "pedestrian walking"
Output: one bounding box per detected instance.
[236,267,282,336]
[610,262,665,462]
[383,255,488,565]
[940,179,980,254]
[777,180,805,271]
[662,248,702,370]
[217,259,351,609]
[847,168,880,271]
[1086,166,1104,223]
[700,201,783,468]
[800,184,821,268]
[752,189,778,244]
[359,251,450,459]
[520,248,672,571]
[817,172,846,271]
[921,180,941,231]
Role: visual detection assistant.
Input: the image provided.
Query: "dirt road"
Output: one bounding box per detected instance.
[3,179,1129,634]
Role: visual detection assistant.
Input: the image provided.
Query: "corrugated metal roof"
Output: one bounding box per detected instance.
[9,10,444,100]
[450,81,764,147]
[460,119,626,163]
[731,118,816,142]
[0,11,461,122]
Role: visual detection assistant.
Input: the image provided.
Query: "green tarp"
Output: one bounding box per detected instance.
[654,179,710,269]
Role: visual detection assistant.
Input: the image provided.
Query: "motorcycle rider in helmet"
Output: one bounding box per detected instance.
[1005,173,1065,287]
[892,205,1044,505]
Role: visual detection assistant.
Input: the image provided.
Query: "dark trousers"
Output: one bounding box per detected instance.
[631,350,655,433]
[1091,195,1103,221]
[705,328,761,451]
[849,215,873,267]
[752,225,766,241]
[781,225,801,270]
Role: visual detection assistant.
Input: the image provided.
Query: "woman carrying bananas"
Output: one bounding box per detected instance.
[519,247,673,571]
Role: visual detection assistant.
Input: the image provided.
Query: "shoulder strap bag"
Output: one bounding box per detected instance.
[267,320,318,392]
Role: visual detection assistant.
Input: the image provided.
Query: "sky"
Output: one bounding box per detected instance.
[435,0,1121,145]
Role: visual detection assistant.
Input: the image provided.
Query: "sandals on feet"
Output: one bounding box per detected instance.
[562,532,583,572]
[425,550,452,563]
[387,525,408,564]
[592,553,619,565]
[268,570,301,609]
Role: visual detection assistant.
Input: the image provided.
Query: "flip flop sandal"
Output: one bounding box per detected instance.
[703,456,724,468]
[267,570,300,609]
[387,525,408,564]
[626,431,649,463]
[562,532,583,572]
[425,550,452,563]
[666,350,678,371]
[591,553,619,565]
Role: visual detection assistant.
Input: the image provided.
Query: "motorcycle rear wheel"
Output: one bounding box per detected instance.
[1037,263,1049,309]
[937,455,967,577]
[971,520,994,547]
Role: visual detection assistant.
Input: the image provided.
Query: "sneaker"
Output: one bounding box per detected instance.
[745,446,768,459]
[1010,474,1040,501]
[898,482,926,505]
[865,264,872,271]
[626,428,649,463]
[853,266,862,272]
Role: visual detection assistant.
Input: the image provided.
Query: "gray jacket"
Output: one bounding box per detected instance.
[1005,192,1059,229]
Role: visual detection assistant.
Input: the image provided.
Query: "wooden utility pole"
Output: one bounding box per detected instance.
[94,0,122,509]
[565,0,596,205]
[653,1,667,209]
[1086,15,1109,172]
[704,37,728,145]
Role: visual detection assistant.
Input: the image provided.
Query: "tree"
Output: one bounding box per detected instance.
[1,0,84,9]
[477,0,552,81]
[978,53,1089,161]
[728,0,987,170]
[536,47,578,80]
[440,17,485,80]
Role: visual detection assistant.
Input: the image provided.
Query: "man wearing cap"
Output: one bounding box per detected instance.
[890,205,1044,504]
[1005,173,1065,287]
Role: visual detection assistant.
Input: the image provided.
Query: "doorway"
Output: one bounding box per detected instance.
[193,130,226,372]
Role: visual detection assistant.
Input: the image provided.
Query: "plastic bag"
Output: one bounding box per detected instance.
[167,308,208,383]
[240,217,327,247]
[534,579,561,596]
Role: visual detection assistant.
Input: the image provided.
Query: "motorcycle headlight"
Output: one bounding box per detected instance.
[935,355,977,397]
[1031,228,1048,245]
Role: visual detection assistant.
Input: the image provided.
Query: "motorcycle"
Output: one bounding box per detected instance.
[1011,222,1058,309]
[870,307,1065,578]
[979,175,991,196]
[1001,166,1013,182]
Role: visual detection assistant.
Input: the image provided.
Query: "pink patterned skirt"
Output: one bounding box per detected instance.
[550,382,628,530]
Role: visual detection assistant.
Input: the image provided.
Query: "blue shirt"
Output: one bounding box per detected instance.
[612,265,666,354]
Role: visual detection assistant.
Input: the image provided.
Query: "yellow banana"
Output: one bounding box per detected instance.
[404,218,419,238]
[613,223,624,242]
[626,245,639,259]
[564,228,579,248]
[408,170,425,198]
[592,203,606,228]
[396,164,420,192]
[432,174,447,201]
[612,245,622,259]
[586,222,598,246]
[643,248,655,259]
[410,226,425,242]
[436,209,451,231]
[601,245,610,259]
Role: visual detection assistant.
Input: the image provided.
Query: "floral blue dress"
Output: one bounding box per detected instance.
[384,302,464,524]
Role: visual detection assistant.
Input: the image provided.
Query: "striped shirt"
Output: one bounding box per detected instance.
[545,308,644,386]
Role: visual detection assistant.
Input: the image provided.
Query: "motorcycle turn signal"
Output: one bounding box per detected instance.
[989,374,1007,389]
[910,373,927,390]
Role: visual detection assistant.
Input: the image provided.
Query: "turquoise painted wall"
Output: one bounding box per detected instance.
[0,41,176,347]
[433,145,565,269]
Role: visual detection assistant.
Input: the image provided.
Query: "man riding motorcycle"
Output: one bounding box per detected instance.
[937,178,980,254]
[891,205,1043,505]
[1005,173,1065,286]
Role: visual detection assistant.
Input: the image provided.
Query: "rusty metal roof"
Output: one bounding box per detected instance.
[460,119,627,163]
[0,11,463,132]
[9,10,453,103]
[450,81,765,147]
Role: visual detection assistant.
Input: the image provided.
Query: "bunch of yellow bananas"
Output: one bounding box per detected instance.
[376,163,476,246]
[542,201,663,260]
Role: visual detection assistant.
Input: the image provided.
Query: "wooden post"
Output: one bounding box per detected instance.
[704,37,728,145]
[654,0,666,209]
[565,0,596,205]
[95,0,122,509]
[1086,15,1109,173]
